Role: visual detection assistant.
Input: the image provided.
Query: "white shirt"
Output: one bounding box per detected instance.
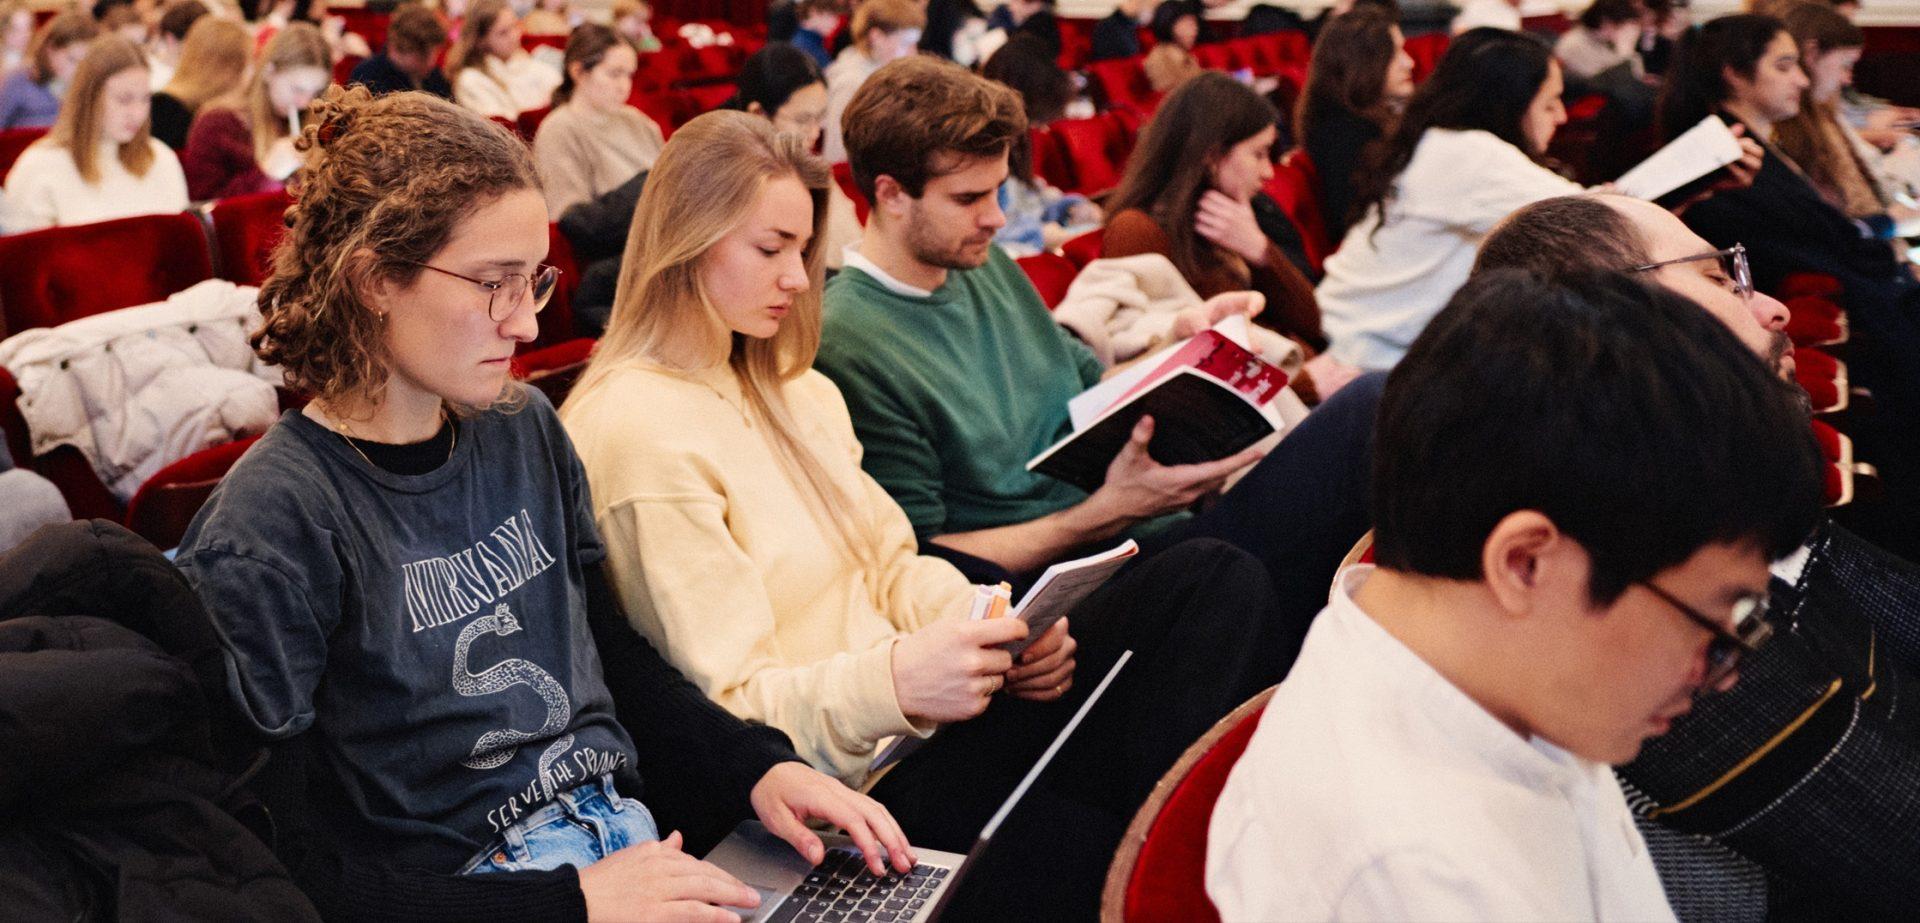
[454,53,562,119]
[1315,129,1583,370]
[0,139,189,235]
[1452,0,1523,34]
[1206,566,1677,923]
[841,243,935,297]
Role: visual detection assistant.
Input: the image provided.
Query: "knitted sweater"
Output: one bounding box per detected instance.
[562,361,973,782]
[0,138,188,234]
[532,102,665,217]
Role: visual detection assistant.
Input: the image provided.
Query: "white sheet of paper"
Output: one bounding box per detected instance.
[1613,115,1744,201]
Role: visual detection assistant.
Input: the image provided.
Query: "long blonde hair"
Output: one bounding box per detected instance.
[568,110,873,563]
[161,15,251,113]
[205,21,329,163]
[50,35,155,184]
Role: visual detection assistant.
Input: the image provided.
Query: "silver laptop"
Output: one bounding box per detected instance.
[707,651,1134,923]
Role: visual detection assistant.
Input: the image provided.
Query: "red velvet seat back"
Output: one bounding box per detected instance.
[1051,116,1122,195]
[518,105,555,140]
[1030,127,1074,195]
[510,336,596,405]
[1061,227,1105,269]
[1017,252,1079,310]
[536,223,580,352]
[123,435,261,550]
[210,190,295,287]
[832,161,871,226]
[1262,150,1332,274]
[0,213,214,335]
[1404,32,1450,83]
[333,8,391,53]
[1116,699,1270,923]
[1088,57,1153,110]
[0,126,49,182]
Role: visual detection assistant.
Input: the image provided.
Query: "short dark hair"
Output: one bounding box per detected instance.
[728,42,825,118]
[1656,13,1785,139]
[1372,268,1822,603]
[387,3,449,57]
[157,0,209,42]
[1579,0,1641,31]
[1473,195,1649,277]
[842,55,1026,200]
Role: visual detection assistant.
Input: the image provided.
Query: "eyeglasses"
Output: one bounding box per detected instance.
[1631,244,1753,303]
[402,260,561,322]
[1637,580,1774,690]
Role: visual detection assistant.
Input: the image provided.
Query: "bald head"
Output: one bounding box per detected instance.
[1475,193,1796,380]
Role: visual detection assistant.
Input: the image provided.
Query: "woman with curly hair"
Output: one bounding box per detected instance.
[174,85,911,922]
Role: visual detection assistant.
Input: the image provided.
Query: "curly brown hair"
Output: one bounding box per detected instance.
[254,85,541,410]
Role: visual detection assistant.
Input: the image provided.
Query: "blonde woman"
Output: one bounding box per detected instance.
[151,14,250,151]
[176,85,909,920]
[2,35,187,234]
[559,109,1285,919]
[449,0,560,119]
[181,22,328,200]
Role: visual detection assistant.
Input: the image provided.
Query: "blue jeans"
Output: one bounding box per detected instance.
[460,775,659,874]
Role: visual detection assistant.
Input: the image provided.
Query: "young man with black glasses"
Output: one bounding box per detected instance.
[1207,269,1822,921]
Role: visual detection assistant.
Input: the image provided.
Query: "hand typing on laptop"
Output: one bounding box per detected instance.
[579,764,913,922]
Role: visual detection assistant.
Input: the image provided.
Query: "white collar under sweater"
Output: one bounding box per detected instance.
[841,244,936,298]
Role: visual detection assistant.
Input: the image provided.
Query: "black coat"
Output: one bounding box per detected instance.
[0,520,319,922]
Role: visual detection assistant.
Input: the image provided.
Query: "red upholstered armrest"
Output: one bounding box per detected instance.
[1118,701,1270,923]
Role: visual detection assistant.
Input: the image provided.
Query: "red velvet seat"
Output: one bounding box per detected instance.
[208,190,295,287]
[683,81,737,112]
[511,336,597,406]
[333,8,391,53]
[517,105,555,140]
[832,161,870,226]
[1061,227,1105,269]
[1087,56,1153,111]
[1100,687,1276,923]
[521,33,568,52]
[1050,116,1123,195]
[1029,127,1074,196]
[332,54,364,88]
[537,223,580,351]
[0,126,48,181]
[1191,42,1241,72]
[1776,272,1843,300]
[0,212,214,335]
[1793,347,1848,414]
[1810,419,1849,465]
[1017,252,1079,310]
[1262,149,1333,274]
[1404,32,1450,83]
[1783,295,1848,347]
[123,435,261,550]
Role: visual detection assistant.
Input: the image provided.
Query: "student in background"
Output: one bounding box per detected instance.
[533,25,661,217]
[1208,266,1821,923]
[150,14,249,150]
[1316,28,1585,371]
[349,3,454,98]
[0,11,101,130]
[611,0,663,54]
[559,108,1288,920]
[521,0,572,37]
[177,84,912,922]
[181,22,328,200]
[981,34,1098,256]
[1296,8,1415,238]
[1107,73,1324,353]
[1,34,186,233]
[1090,0,1152,62]
[985,0,1060,61]
[1771,2,1920,237]
[1149,0,1203,51]
[0,1,32,75]
[145,0,208,91]
[917,0,988,65]
[788,0,840,68]
[821,0,923,162]
[449,0,560,119]
[728,42,860,268]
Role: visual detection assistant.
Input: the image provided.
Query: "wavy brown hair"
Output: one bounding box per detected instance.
[254,85,540,410]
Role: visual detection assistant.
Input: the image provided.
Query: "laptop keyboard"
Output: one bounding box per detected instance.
[766,846,952,923]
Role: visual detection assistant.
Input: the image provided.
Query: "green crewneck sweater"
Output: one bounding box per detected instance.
[817,247,1105,541]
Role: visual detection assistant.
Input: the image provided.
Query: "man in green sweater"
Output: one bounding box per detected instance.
[816,55,1382,636]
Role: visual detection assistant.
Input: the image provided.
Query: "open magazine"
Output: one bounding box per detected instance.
[1030,316,1291,493]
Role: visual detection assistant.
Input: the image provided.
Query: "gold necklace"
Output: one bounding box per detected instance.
[329,406,457,468]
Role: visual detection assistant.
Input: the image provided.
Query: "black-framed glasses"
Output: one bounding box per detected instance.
[403,260,561,322]
[1638,580,1773,689]
[1631,244,1753,303]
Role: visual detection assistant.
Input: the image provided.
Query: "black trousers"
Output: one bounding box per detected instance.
[870,538,1284,922]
